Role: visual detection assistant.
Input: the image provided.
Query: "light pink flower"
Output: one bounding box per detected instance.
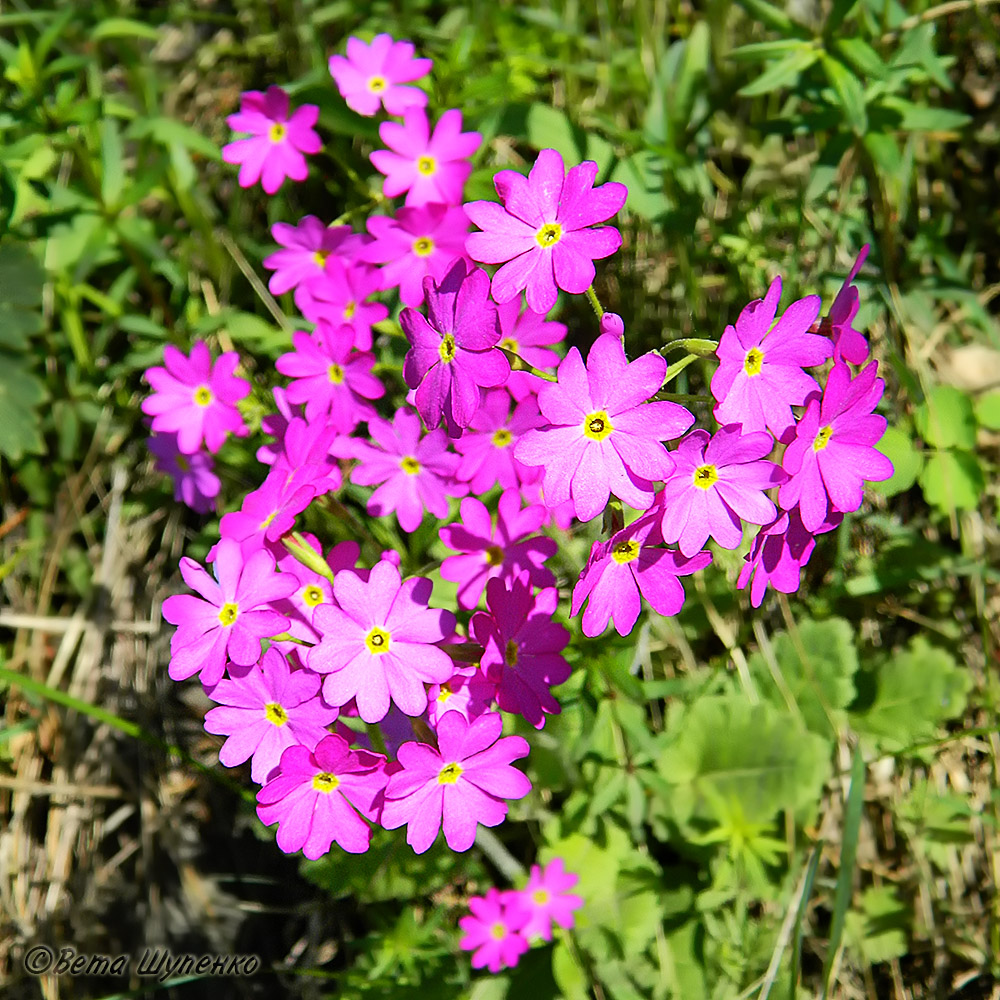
[459,887,531,972]
[329,34,432,117]
[517,858,584,941]
[263,217,366,296]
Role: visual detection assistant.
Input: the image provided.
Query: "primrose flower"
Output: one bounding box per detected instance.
[296,259,388,352]
[349,407,467,532]
[517,858,584,941]
[263,218,366,296]
[219,463,318,550]
[779,361,893,531]
[362,203,470,308]
[204,647,339,783]
[222,86,321,195]
[465,149,627,314]
[276,323,384,429]
[257,386,293,466]
[142,343,250,455]
[147,434,220,513]
[599,312,625,338]
[711,276,832,440]
[571,513,712,638]
[329,34,432,118]
[307,559,455,723]
[257,734,387,857]
[827,245,871,365]
[515,333,692,522]
[459,887,531,973]
[657,426,785,556]
[380,710,531,853]
[371,108,481,207]
[427,665,497,728]
[440,491,556,610]
[400,259,509,435]
[162,538,296,688]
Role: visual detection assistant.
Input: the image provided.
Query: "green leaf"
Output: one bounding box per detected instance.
[824,0,858,34]
[915,385,976,449]
[895,778,976,871]
[126,116,221,161]
[611,150,668,221]
[878,96,970,133]
[0,356,46,459]
[844,887,910,965]
[735,0,811,37]
[92,17,160,41]
[0,243,44,348]
[833,37,887,80]
[670,21,710,135]
[551,941,589,1000]
[524,103,614,176]
[739,47,820,98]
[870,425,923,497]
[918,450,984,513]
[821,54,867,134]
[974,390,1000,429]
[100,117,125,208]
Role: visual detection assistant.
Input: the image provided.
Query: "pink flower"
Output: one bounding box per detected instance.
[515,334,692,522]
[204,647,339,783]
[219,464,318,549]
[599,312,625,337]
[348,407,467,532]
[571,513,711,638]
[711,276,832,440]
[779,361,893,531]
[472,576,570,729]
[162,538,296,687]
[380,710,531,853]
[496,296,565,371]
[222,86,321,195]
[737,507,842,608]
[295,258,388,352]
[657,426,785,556]
[142,343,250,455]
[276,323,384,429]
[257,734,387,857]
[465,149,627,314]
[147,434,220,513]
[459,887,531,972]
[440,491,556,610]
[517,858,584,941]
[427,665,497,728]
[401,259,509,435]
[307,560,455,723]
[328,34,432,118]
[257,386,294,466]
[371,108,480,207]
[263,217,365,296]
[361,203,470,308]
[827,245,871,365]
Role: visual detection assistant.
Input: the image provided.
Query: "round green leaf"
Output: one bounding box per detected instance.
[918,449,984,512]
[871,425,923,496]
[974,390,1000,430]
[914,385,976,449]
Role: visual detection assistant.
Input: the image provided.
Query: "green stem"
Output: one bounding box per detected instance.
[662,353,701,386]
[366,723,387,756]
[660,338,718,356]
[268,632,312,646]
[585,284,605,319]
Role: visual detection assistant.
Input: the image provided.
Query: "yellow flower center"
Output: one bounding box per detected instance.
[269,123,287,143]
[485,545,504,567]
[194,386,213,407]
[312,772,340,793]
[439,333,457,363]
[400,456,421,475]
[813,425,834,451]
[438,762,464,784]
[217,602,239,626]
[499,337,518,353]
[302,585,325,607]
[583,410,614,441]
[412,236,434,257]
[532,889,551,905]
[437,683,453,703]
[368,75,387,93]
[365,626,391,655]
[313,250,329,269]
[417,155,436,175]
[259,511,277,530]
[693,464,719,490]
[505,639,519,667]
[328,363,345,384]
[743,347,764,377]
[535,222,563,248]
[492,428,512,448]
[264,702,288,726]
[343,300,356,320]
[611,539,640,564]
[490,922,506,940]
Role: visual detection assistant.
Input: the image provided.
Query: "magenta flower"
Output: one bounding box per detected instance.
[459,887,531,973]
[257,386,294,466]
[599,312,625,338]
[361,203,470,308]
[276,323,384,429]
[779,361,893,531]
[371,108,481,207]
[454,390,545,494]
[270,414,342,496]
[147,434,220,513]
[257,734,387,857]
[295,258,388,352]
[472,576,570,729]
[427,665,497,728]
[142,343,250,455]
[349,408,467,532]
[465,149,627,314]
[571,513,712,638]
[162,538,296,687]
[380,710,531,853]
[219,465,318,550]
[517,858,584,941]
[496,296,565,370]
[657,426,785,556]
[711,276,832,440]
[204,647,339,783]
[515,333,692,522]
[827,245,871,365]
[328,34,432,118]
[222,86,321,195]
[263,217,366,296]
[400,259,509,435]
[307,560,455,723]
[440,491,556,610]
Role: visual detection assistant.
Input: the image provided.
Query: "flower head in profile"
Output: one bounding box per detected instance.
[458,887,530,973]
[263,217,366,296]
[147,434,220,513]
[827,245,871,365]
[401,259,509,435]
[465,149,627,313]
[222,86,321,195]
[329,34,432,117]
